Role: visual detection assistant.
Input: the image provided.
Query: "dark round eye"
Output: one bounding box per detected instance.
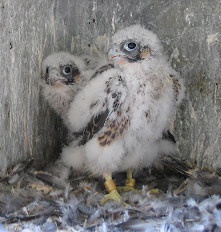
[124,41,137,51]
[62,66,72,75]
[128,42,136,49]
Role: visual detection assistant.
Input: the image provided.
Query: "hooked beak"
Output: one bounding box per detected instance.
[48,68,67,86]
[107,44,128,64]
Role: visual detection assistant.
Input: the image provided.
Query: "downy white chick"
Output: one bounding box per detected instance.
[41,52,108,127]
[61,25,185,203]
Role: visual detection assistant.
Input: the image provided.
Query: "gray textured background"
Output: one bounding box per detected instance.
[0,0,220,175]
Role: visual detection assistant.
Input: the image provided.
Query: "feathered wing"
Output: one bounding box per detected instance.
[67,72,108,131]
[159,71,185,155]
[67,69,128,146]
[73,109,109,145]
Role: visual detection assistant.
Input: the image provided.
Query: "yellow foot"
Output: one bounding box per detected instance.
[117,185,141,193]
[100,189,122,204]
[117,177,141,193]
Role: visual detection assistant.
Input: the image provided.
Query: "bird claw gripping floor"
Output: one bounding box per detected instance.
[100,189,122,205]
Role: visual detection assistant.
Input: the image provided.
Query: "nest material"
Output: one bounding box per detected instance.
[0,156,221,232]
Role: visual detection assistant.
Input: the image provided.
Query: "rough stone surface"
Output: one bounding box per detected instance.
[0,0,71,174]
[0,0,221,173]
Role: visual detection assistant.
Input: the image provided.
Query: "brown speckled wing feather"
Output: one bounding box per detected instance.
[90,64,114,80]
[73,109,109,145]
[74,74,127,146]
[97,115,130,147]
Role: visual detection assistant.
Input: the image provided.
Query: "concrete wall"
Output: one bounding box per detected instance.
[0,0,71,174]
[0,0,220,174]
